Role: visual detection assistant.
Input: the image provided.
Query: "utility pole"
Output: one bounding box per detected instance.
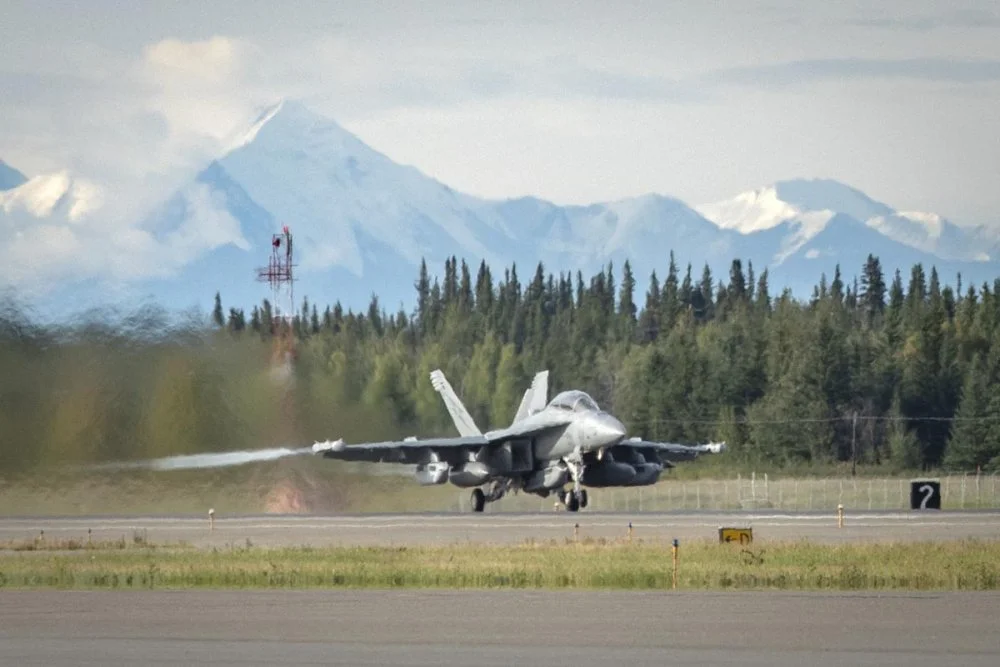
[851,411,857,477]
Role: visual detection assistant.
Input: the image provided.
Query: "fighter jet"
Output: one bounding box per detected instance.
[312,369,724,512]
[434,368,725,502]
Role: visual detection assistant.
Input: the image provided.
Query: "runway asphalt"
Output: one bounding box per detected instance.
[1,589,998,666]
[1,510,999,547]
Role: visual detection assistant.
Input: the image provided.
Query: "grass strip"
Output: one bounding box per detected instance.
[1,538,999,591]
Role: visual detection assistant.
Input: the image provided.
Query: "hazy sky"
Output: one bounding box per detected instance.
[2,0,1000,227]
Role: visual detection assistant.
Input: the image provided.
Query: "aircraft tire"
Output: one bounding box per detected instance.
[566,493,579,512]
[471,488,486,512]
[578,489,588,509]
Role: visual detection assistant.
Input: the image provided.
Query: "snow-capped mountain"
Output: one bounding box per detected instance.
[0,168,112,313]
[140,100,754,312]
[0,170,104,222]
[698,179,988,263]
[137,100,531,312]
[3,101,999,320]
[136,101,822,312]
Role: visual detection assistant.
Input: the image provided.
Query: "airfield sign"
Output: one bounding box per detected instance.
[718,527,753,544]
[910,480,942,510]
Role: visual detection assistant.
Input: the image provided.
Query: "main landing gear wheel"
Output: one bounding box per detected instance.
[560,489,586,512]
[566,492,579,512]
[471,488,486,512]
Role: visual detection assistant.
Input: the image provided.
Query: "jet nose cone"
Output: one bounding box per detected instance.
[594,414,627,445]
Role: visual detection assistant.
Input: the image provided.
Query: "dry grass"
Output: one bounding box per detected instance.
[3,463,998,516]
[1,538,997,591]
[1,529,191,552]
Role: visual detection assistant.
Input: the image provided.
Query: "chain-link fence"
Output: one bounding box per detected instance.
[465,473,1000,512]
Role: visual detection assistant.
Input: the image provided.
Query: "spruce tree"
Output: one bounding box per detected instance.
[212,292,224,328]
[944,354,992,469]
[662,252,680,331]
[415,258,431,335]
[618,260,637,340]
[638,271,660,342]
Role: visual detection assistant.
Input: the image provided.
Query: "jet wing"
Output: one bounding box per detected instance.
[312,435,489,464]
[312,411,574,466]
[617,438,727,463]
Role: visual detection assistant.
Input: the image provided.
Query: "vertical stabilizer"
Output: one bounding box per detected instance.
[527,370,549,415]
[512,384,534,424]
[513,370,549,423]
[429,369,482,436]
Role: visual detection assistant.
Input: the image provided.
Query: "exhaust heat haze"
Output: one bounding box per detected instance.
[89,447,313,471]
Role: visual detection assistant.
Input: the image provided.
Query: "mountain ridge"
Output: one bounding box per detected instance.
[2,101,998,319]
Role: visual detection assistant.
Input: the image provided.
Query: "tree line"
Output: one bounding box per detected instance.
[2,253,1000,473]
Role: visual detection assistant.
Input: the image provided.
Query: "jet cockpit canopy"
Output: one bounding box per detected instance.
[548,390,600,413]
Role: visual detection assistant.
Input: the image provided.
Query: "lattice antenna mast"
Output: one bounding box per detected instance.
[256,225,296,325]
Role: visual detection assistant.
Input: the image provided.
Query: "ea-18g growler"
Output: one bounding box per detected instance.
[312,369,725,512]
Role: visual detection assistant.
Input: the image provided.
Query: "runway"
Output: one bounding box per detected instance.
[1,589,998,666]
[2,510,999,548]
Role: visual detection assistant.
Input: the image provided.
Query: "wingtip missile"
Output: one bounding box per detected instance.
[312,438,345,453]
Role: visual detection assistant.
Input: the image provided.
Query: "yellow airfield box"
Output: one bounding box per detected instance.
[718,527,753,545]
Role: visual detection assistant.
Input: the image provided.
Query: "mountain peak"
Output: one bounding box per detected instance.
[0,170,103,221]
[0,159,28,191]
[697,184,800,234]
[226,99,358,155]
[699,177,898,235]
[770,178,894,221]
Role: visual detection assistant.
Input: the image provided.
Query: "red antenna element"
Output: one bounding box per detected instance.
[256,226,296,324]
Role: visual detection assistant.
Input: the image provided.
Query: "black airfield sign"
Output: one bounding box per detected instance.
[910,480,941,510]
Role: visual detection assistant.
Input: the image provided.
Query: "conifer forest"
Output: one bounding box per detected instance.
[2,253,999,474]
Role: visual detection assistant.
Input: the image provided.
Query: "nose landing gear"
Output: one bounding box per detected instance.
[557,488,588,512]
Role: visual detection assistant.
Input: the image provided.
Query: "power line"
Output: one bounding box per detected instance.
[625,414,1000,427]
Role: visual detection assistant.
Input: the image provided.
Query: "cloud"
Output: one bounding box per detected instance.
[0,35,277,297]
[0,173,249,298]
[144,36,243,83]
[4,15,1000,298]
[850,9,1000,31]
[156,183,249,263]
[704,58,1000,87]
[0,177,160,294]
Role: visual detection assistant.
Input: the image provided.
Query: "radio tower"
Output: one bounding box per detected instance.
[256,225,296,326]
[255,225,299,456]
[254,226,301,507]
